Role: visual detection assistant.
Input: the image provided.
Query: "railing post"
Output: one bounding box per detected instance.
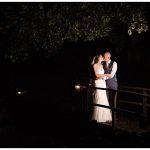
[86,87,90,120]
[143,90,147,117]
[112,90,117,130]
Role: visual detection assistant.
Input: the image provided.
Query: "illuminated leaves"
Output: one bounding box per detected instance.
[0,2,148,62]
[46,3,148,45]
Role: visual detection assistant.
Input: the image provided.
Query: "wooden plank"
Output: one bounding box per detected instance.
[143,90,148,116]
[119,85,150,91]
[118,100,150,107]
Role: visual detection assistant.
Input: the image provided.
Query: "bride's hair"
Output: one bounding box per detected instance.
[94,54,102,64]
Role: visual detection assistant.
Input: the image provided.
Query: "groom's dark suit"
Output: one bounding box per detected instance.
[103,60,118,106]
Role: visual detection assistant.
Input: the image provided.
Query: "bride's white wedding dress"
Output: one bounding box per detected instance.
[92,67,112,122]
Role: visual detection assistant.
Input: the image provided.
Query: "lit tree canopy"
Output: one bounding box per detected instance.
[0,2,148,63]
[47,3,148,44]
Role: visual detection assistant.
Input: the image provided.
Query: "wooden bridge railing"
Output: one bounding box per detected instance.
[119,85,150,118]
[75,84,150,130]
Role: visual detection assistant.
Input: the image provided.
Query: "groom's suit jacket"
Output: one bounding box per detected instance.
[103,60,118,90]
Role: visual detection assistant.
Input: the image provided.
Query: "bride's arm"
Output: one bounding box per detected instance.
[93,64,105,79]
[97,74,111,80]
[104,62,117,79]
[104,74,112,78]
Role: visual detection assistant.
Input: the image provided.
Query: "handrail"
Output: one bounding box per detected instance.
[119,100,150,107]
[117,89,150,98]
[81,84,150,98]
[76,83,150,130]
[89,103,150,119]
[119,85,150,91]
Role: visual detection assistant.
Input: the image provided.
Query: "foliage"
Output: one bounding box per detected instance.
[0,2,148,63]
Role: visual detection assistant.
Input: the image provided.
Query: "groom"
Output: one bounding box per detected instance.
[103,51,118,106]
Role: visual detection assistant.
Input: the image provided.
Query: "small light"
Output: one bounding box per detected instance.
[75,84,81,92]
[75,83,87,92]
[17,91,22,95]
[17,90,27,95]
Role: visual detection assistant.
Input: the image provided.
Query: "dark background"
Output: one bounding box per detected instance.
[0,2,150,147]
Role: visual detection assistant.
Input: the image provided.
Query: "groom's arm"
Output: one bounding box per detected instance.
[96,62,117,80]
[109,62,117,78]
[103,62,117,80]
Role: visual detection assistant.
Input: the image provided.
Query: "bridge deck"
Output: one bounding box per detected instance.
[103,114,150,134]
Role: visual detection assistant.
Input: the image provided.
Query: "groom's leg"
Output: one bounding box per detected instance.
[108,89,117,108]
[106,86,112,106]
[109,90,113,107]
[112,90,117,106]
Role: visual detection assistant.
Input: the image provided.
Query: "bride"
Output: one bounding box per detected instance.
[91,54,112,123]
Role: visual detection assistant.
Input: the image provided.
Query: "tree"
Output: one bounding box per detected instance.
[0,2,148,63]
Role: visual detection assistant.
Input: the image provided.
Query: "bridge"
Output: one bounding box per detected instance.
[75,84,150,133]
[0,84,150,147]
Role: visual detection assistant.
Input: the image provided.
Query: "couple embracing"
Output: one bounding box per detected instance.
[91,51,118,123]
